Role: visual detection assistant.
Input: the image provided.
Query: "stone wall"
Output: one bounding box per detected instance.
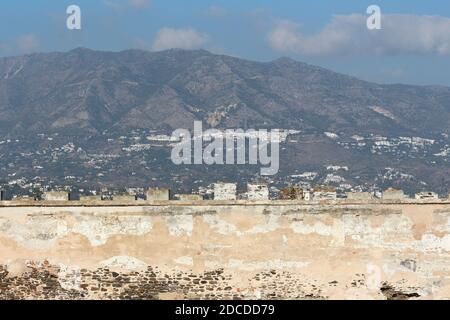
[42,191,69,201]
[382,188,405,200]
[247,184,269,200]
[113,195,137,202]
[213,183,237,200]
[347,192,374,200]
[146,189,171,201]
[0,201,450,300]
[178,194,204,201]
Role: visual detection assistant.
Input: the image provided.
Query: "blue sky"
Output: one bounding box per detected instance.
[1,0,450,85]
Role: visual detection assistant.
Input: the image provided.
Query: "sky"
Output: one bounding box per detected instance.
[1,0,450,85]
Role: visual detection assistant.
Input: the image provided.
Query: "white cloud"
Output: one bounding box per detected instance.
[152,27,208,51]
[268,14,450,56]
[16,34,40,53]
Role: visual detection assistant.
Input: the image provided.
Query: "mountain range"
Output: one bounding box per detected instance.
[1,47,449,136]
[0,48,449,195]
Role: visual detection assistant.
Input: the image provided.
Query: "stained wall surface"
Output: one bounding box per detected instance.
[0,201,450,300]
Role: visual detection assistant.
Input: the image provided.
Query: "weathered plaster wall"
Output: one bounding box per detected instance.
[0,202,450,300]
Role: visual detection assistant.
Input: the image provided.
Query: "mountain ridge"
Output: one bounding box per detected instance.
[0,48,449,138]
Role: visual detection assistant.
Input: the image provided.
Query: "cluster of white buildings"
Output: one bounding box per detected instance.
[201,184,442,202]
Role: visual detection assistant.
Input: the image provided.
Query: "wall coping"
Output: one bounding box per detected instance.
[1,199,449,207]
